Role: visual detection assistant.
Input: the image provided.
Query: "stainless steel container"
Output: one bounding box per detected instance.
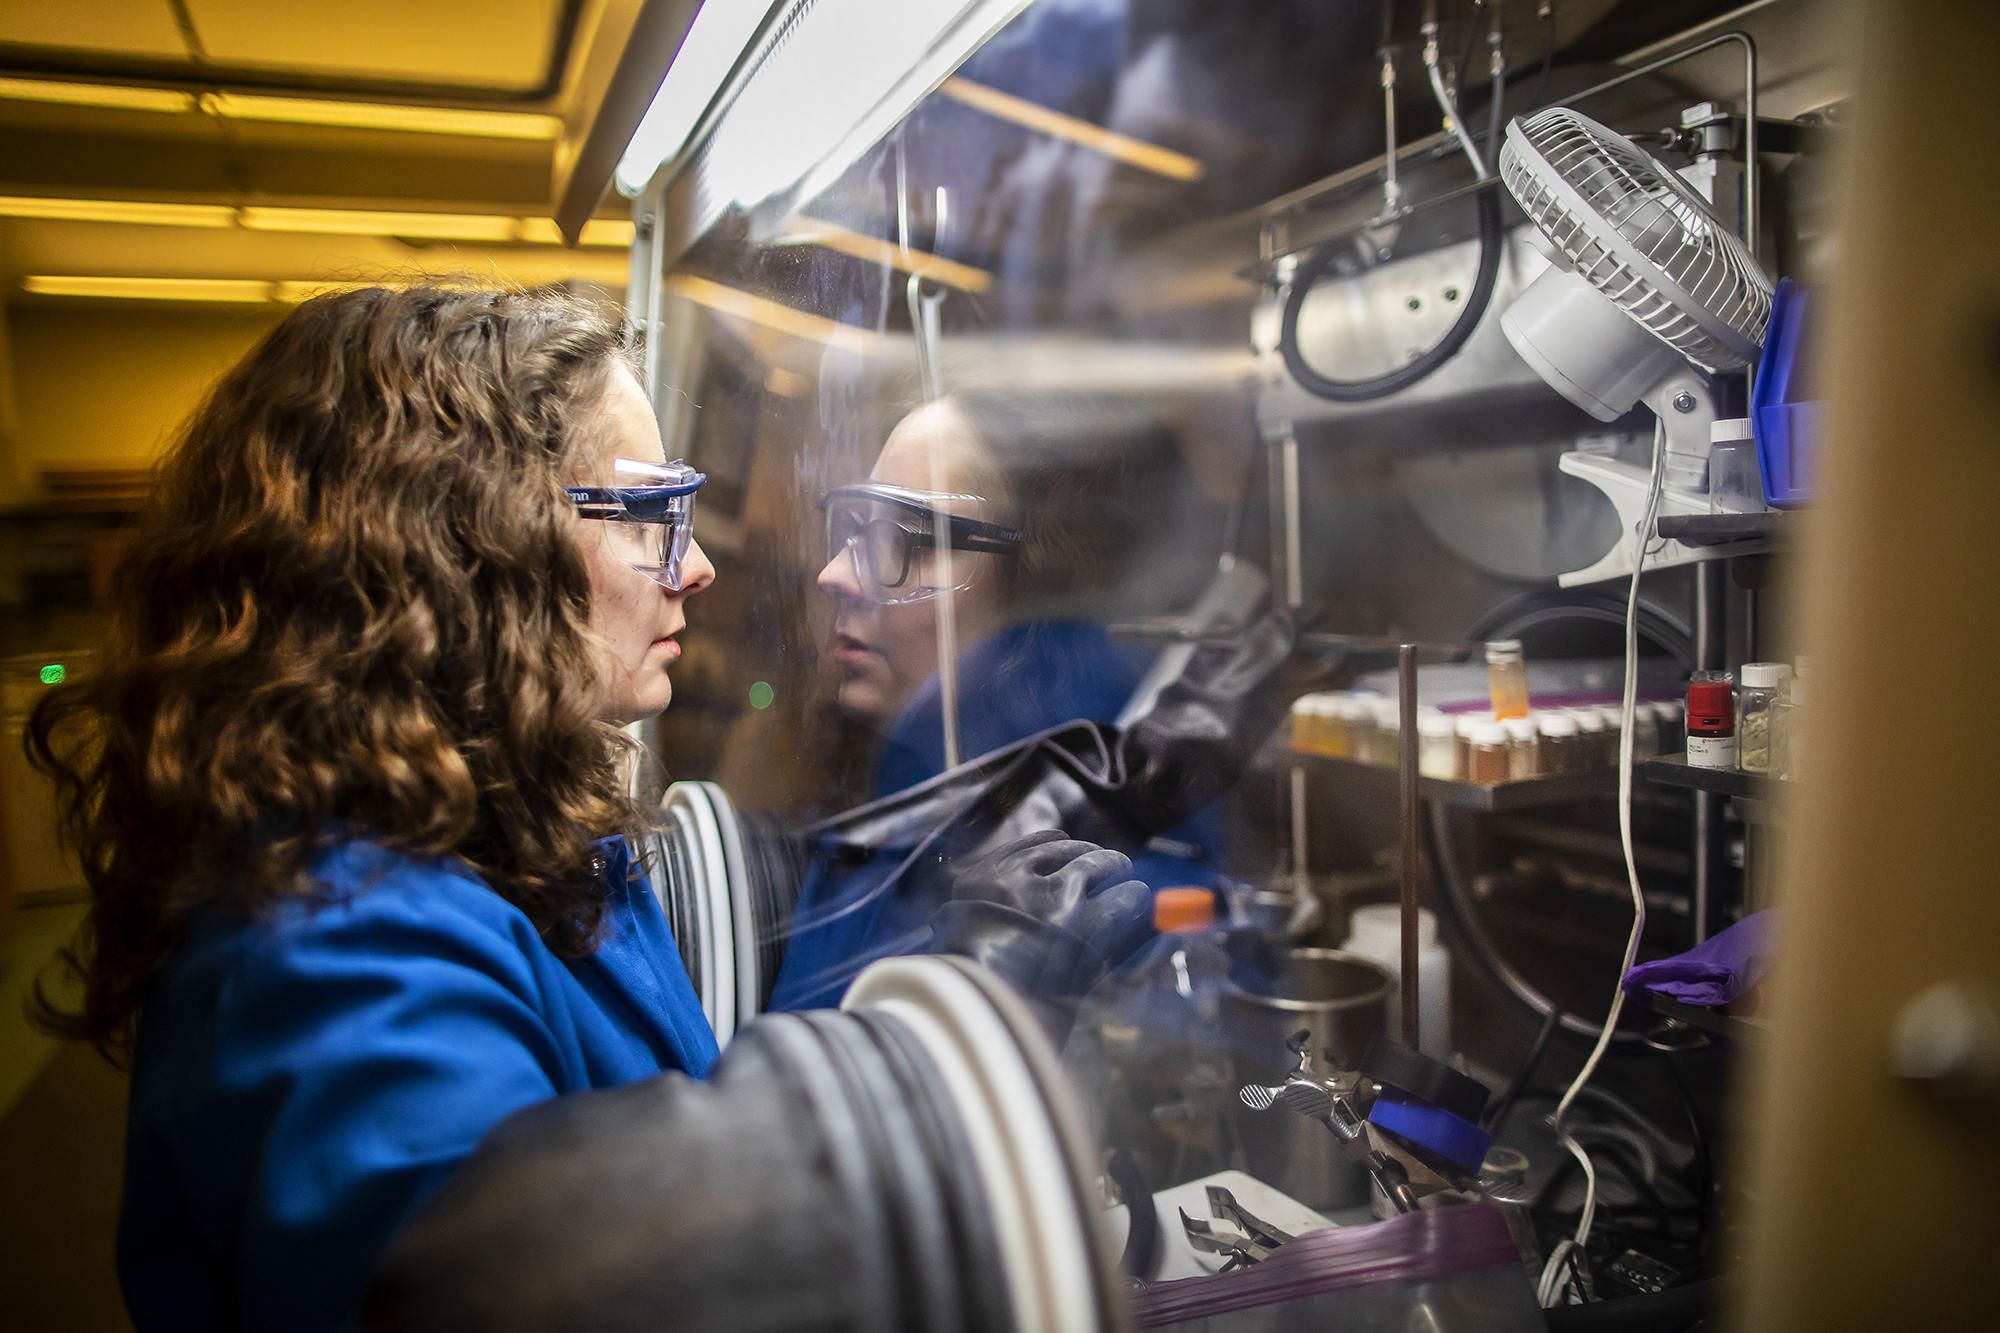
[1224,949,1392,1211]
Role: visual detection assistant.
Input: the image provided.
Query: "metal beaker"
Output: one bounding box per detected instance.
[1224,949,1392,1210]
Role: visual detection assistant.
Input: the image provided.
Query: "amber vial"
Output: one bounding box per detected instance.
[1486,640,1530,720]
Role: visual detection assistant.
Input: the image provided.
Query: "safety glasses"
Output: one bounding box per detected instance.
[566,458,705,591]
[818,482,1022,605]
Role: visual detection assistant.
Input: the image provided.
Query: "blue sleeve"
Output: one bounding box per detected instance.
[137,873,585,1332]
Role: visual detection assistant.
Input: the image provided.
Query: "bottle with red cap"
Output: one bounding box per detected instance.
[1062,886,1241,1192]
[1685,671,1738,769]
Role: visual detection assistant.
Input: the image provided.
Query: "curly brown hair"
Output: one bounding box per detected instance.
[29,283,646,1058]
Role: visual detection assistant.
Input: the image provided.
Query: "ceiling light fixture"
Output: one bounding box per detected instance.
[0,76,558,140]
[0,198,632,247]
[936,77,1203,181]
[613,1,781,197]
[666,273,883,354]
[22,275,276,303]
[0,195,235,227]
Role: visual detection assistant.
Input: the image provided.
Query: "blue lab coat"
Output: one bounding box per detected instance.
[768,621,1223,1012]
[117,833,717,1333]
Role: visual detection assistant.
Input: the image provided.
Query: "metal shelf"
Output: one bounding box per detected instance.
[1291,752,1618,811]
[1655,511,1799,548]
[1642,753,1779,801]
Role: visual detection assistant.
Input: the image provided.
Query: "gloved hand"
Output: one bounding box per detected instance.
[927,830,1155,1019]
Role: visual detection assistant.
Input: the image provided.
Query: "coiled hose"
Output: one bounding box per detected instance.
[1276,181,1505,403]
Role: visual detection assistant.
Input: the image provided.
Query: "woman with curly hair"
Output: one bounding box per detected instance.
[28,284,717,1332]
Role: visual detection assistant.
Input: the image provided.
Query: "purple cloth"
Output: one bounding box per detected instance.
[1623,910,1777,1006]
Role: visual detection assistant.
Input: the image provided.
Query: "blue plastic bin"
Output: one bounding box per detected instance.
[1752,278,1818,507]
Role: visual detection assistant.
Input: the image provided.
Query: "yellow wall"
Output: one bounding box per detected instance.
[2,302,284,506]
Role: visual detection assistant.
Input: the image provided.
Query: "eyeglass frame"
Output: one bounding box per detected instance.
[817,482,1023,604]
[565,458,706,591]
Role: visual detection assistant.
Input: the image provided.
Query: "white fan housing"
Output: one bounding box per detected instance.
[1500,108,1772,490]
[1497,108,1774,584]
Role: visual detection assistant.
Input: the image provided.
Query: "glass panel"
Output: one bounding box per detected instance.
[635,0,1709,1236]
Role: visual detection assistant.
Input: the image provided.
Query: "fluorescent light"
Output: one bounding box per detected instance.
[0,76,191,114]
[239,207,521,243]
[614,0,779,196]
[781,216,991,293]
[0,76,557,140]
[0,198,634,247]
[200,93,559,141]
[0,195,235,227]
[22,275,275,302]
[938,77,1204,181]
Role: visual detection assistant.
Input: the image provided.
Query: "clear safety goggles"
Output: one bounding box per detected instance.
[818,482,1022,606]
[566,458,705,591]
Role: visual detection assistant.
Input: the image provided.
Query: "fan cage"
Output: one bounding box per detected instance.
[1501,107,1772,372]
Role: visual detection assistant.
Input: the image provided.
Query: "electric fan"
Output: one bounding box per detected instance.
[1497,107,1774,585]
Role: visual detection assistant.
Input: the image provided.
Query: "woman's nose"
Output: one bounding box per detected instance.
[673,539,716,597]
[817,543,865,599]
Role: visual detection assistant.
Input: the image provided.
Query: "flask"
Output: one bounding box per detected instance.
[1467,719,1512,785]
[1685,672,1737,769]
[1344,905,1451,1062]
[1486,640,1530,720]
[1736,663,1792,773]
[1417,709,1458,780]
[1063,888,1237,1190]
[1503,715,1540,780]
[1536,710,1580,772]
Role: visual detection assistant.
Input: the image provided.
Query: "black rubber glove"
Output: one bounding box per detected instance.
[927,831,1155,1040]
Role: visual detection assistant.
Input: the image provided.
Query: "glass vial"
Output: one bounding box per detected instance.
[1773,656,1809,781]
[1686,672,1737,769]
[1467,719,1512,785]
[1569,707,1608,767]
[1537,710,1580,773]
[1344,695,1377,765]
[1486,640,1530,720]
[1737,662,1793,773]
[1631,703,1661,760]
[1418,709,1458,780]
[1504,715,1540,780]
[1371,696,1403,768]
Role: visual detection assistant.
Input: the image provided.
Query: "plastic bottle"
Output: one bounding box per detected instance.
[1064,888,1237,1190]
[1686,672,1737,770]
[1417,708,1458,780]
[1736,663,1792,774]
[1344,904,1450,1062]
[1486,640,1530,720]
[1503,715,1540,780]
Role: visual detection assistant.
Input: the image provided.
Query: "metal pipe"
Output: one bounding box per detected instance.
[1379,47,1403,216]
[1560,30,1759,262]
[1280,424,1303,609]
[1422,2,1492,180]
[1290,765,1310,901]
[1398,644,1421,1051]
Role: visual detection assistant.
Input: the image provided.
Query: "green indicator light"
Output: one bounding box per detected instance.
[748,681,774,710]
[40,664,65,685]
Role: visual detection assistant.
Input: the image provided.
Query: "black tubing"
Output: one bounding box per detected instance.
[1542,1277,1722,1332]
[1277,182,1505,403]
[1105,1149,1161,1282]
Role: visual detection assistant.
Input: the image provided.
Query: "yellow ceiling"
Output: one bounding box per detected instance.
[0,0,567,92]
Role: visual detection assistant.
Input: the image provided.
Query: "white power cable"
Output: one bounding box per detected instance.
[1542,422,1668,1294]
